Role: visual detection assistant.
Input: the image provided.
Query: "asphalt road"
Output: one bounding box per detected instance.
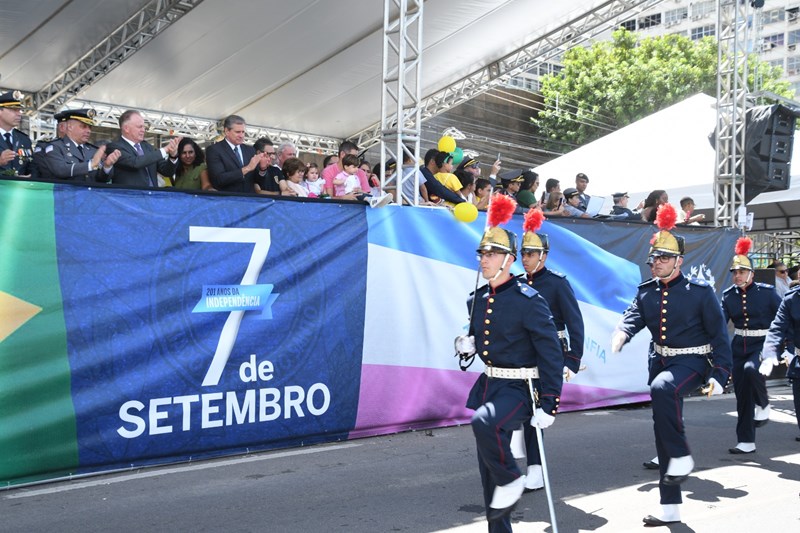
[3,384,799,533]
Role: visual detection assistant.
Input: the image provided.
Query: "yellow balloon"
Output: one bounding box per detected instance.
[438,135,457,153]
[454,201,478,223]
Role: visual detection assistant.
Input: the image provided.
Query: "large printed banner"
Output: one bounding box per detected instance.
[0,179,738,485]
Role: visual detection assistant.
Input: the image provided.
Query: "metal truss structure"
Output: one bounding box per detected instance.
[33,0,205,116]
[379,0,423,204]
[17,0,665,161]
[713,0,750,228]
[355,0,666,149]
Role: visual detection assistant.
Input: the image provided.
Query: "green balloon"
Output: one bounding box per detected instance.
[451,147,464,166]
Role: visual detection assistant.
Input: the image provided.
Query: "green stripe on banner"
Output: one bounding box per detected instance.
[0,180,78,485]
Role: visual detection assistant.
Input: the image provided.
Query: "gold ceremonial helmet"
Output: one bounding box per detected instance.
[649,230,685,257]
[521,230,548,253]
[477,226,518,256]
[730,237,753,271]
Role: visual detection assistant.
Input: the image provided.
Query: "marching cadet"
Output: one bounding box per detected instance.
[760,280,800,442]
[44,109,120,182]
[0,90,33,177]
[611,203,732,526]
[518,208,584,492]
[721,237,781,454]
[455,194,563,532]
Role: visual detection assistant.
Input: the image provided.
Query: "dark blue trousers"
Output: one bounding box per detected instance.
[732,349,769,443]
[472,386,532,532]
[650,364,705,504]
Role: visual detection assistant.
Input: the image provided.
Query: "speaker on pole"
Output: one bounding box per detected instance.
[744,104,800,202]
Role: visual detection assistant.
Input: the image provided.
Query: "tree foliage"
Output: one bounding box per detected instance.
[533,29,794,147]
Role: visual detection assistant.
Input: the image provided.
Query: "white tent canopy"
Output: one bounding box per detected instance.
[534,93,800,231]
[0,0,622,142]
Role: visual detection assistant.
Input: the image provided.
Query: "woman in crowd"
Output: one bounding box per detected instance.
[640,189,668,223]
[172,138,212,190]
[515,170,540,209]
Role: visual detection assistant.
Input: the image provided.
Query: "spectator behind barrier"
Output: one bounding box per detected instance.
[173,138,212,191]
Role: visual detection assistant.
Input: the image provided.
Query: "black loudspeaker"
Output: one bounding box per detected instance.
[744,104,799,202]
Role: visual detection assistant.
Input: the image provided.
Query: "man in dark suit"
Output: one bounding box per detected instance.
[107,109,180,188]
[0,90,34,177]
[206,114,266,193]
[45,109,121,182]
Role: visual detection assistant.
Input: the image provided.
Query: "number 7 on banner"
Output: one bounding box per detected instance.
[190,226,271,387]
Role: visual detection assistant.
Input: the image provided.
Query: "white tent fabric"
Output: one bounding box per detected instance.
[0,0,609,140]
[534,93,800,230]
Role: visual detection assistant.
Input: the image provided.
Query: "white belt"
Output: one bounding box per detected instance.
[734,328,769,337]
[654,344,712,356]
[557,330,567,339]
[484,366,539,379]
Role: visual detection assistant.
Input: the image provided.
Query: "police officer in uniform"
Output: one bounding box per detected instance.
[31,111,69,180]
[457,218,564,532]
[611,204,732,526]
[518,208,585,492]
[0,90,33,177]
[760,282,800,442]
[721,237,780,453]
[44,109,120,182]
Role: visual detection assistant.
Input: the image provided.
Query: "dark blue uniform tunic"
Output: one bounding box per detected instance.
[520,268,584,467]
[616,272,732,505]
[466,276,563,533]
[721,281,780,443]
[763,287,800,434]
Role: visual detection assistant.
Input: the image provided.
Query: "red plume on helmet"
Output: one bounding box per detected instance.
[523,208,544,234]
[735,237,752,256]
[655,203,677,231]
[487,193,517,227]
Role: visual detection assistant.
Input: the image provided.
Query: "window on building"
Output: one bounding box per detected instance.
[762,9,786,25]
[770,58,786,70]
[690,25,715,40]
[785,57,800,75]
[691,1,715,19]
[638,13,662,30]
[620,19,636,32]
[789,8,799,25]
[792,81,800,95]
[788,29,800,45]
[664,8,688,26]
[763,33,785,50]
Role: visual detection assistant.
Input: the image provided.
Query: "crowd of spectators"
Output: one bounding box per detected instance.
[0,90,726,225]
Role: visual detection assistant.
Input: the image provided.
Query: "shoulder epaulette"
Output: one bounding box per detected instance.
[517,282,537,298]
[549,269,566,279]
[687,277,710,287]
[638,278,657,288]
[755,282,775,290]
[723,285,737,295]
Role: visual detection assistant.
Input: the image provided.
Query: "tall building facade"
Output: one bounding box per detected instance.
[508,1,800,95]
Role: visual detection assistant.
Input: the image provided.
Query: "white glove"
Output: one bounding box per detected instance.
[705,377,724,396]
[759,355,779,376]
[563,366,574,382]
[611,331,627,353]
[530,408,555,429]
[454,335,476,356]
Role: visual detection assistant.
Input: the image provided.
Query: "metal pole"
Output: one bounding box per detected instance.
[528,378,558,533]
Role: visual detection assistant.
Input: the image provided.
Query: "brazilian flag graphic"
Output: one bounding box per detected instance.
[0,180,78,485]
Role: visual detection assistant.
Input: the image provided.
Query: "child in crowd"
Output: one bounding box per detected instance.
[282,157,308,197]
[473,177,492,211]
[304,162,324,197]
[333,154,363,197]
[677,196,705,225]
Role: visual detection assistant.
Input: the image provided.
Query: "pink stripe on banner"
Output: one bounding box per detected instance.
[351,364,650,439]
[351,365,476,439]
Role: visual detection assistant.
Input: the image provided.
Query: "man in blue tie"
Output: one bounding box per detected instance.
[206,115,266,193]
[107,109,181,188]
